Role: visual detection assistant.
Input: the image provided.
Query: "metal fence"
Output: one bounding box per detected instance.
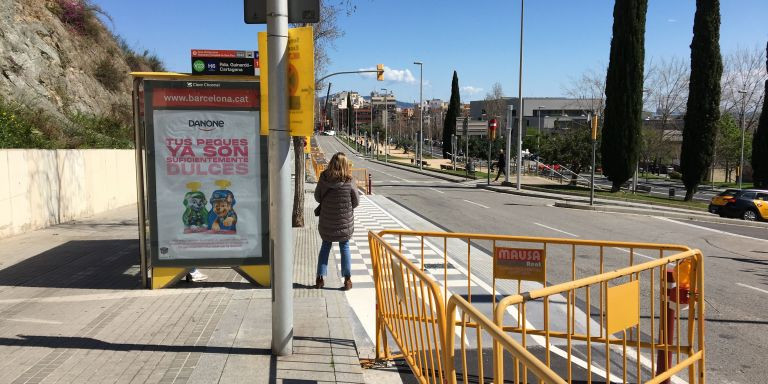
[369,229,705,384]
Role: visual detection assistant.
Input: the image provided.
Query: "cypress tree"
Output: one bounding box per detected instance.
[443,71,460,158]
[681,0,723,200]
[601,0,648,192]
[752,41,768,188]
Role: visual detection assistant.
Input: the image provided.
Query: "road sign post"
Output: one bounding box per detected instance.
[590,114,597,206]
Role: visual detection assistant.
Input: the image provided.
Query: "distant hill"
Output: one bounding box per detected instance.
[0,0,164,148]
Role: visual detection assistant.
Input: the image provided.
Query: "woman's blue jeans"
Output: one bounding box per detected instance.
[316,240,351,279]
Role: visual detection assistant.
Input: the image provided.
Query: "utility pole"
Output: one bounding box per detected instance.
[266,0,292,356]
[414,61,423,169]
[738,89,747,189]
[515,0,525,190]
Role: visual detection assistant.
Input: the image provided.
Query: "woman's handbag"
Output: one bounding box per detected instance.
[314,190,326,217]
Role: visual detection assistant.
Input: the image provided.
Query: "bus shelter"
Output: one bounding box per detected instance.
[131,72,269,289]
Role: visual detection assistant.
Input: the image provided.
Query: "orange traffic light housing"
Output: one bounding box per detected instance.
[591,116,598,140]
[376,64,384,81]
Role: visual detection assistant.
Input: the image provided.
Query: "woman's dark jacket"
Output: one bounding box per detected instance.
[315,173,359,242]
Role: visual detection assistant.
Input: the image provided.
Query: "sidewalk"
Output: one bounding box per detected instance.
[0,186,368,383]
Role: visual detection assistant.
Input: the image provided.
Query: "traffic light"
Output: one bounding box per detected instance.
[591,115,598,140]
[488,119,498,141]
[376,64,384,81]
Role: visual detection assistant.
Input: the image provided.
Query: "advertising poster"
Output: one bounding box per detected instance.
[493,247,546,283]
[144,80,267,264]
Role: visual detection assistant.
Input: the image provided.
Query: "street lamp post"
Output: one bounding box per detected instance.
[537,106,544,174]
[414,61,423,169]
[738,89,747,189]
[514,0,525,189]
[381,88,389,163]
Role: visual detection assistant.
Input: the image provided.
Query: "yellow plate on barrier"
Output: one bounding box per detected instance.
[606,279,640,335]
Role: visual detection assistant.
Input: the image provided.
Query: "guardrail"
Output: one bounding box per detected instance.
[369,229,704,384]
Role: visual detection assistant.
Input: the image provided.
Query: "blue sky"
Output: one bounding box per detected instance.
[97,0,767,103]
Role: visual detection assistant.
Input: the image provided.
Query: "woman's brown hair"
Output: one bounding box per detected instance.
[324,152,352,182]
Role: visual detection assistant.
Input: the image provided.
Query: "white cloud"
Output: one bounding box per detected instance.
[667,18,677,23]
[461,86,483,95]
[359,66,416,83]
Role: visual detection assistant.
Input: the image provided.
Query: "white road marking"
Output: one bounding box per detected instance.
[463,199,489,209]
[374,169,407,181]
[534,222,579,237]
[612,247,655,260]
[429,188,445,194]
[654,216,768,243]
[737,282,768,295]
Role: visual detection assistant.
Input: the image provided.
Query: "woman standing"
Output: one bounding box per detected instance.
[315,152,359,290]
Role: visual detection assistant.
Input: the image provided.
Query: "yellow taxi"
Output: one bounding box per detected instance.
[708,189,741,215]
[719,189,768,221]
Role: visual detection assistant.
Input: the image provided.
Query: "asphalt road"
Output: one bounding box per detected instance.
[319,135,768,384]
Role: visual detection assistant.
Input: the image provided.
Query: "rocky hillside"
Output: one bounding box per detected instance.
[0,0,163,148]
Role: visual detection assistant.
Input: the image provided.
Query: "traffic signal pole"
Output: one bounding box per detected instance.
[267,0,293,356]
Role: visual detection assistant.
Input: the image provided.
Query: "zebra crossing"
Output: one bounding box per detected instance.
[341,194,482,345]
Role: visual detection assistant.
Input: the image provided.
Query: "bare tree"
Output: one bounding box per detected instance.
[646,56,689,123]
[640,57,688,172]
[484,82,506,127]
[721,46,767,132]
[563,65,607,117]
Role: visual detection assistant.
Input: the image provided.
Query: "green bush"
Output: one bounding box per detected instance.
[48,0,111,38]
[66,111,133,149]
[0,97,133,149]
[115,35,166,72]
[0,102,52,149]
[669,171,682,179]
[93,58,123,91]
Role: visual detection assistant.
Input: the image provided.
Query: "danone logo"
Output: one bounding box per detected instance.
[189,120,224,131]
[193,60,205,72]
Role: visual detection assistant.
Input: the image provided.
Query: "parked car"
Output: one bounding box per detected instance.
[718,189,768,221]
[322,130,336,136]
[708,189,741,215]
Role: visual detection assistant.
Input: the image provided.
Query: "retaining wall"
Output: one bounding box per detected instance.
[0,149,137,239]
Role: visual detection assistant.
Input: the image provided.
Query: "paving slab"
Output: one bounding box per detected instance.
[0,182,372,383]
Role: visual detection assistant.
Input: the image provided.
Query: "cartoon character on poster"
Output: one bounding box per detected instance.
[207,180,237,234]
[182,182,208,233]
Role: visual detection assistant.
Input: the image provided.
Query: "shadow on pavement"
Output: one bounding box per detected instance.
[0,239,140,290]
[0,335,271,355]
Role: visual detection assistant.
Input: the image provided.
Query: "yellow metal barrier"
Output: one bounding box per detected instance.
[494,249,704,384]
[370,230,704,384]
[369,231,448,384]
[447,294,566,384]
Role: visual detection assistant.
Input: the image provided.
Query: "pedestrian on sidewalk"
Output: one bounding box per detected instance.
[494,149,507,182]
[314,152,360,290]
